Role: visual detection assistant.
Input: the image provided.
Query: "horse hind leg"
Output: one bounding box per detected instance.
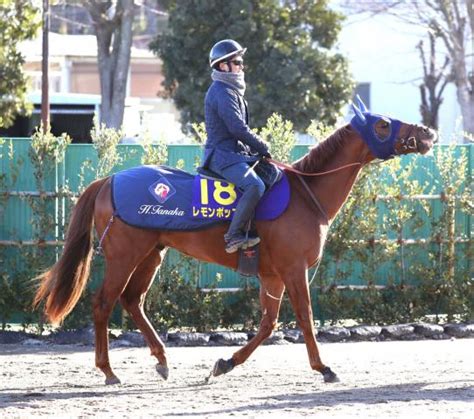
[120,247,169,380]
[93,260,138,385]
[212,276,285,378]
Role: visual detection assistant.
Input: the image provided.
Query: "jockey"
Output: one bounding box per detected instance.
[202,39,271,254]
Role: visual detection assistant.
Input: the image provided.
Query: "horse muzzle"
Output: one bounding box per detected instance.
[417,127,438,155]
[396,126,437,155]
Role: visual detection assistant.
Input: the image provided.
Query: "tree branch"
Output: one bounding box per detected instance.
[417,40,428,79]
[467,0,474,38]
[436,77,451,103]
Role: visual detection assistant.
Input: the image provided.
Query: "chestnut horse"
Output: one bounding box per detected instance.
[34,100,436,385]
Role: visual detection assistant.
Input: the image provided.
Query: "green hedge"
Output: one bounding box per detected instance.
[0,120,472,331]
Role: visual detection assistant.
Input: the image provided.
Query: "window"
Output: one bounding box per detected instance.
[353,83,371,109]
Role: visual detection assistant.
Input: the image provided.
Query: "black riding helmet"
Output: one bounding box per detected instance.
[209,39,247,69]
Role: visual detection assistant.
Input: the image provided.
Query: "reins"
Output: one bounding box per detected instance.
[261,157,362,301]
[267,158,361,177]
[266,157,362,225]
[295,174,329,224]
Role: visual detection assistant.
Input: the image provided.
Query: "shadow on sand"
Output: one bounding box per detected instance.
[1,380,472,414]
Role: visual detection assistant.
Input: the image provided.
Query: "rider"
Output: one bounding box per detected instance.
[202,39,271,254]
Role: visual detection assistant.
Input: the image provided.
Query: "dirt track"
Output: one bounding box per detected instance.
[1,339,473,417]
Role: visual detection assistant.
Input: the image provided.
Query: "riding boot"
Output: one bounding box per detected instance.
[224,184,264,253]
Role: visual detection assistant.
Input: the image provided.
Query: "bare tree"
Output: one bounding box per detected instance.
[85,0,135,129]
[417,32,451,129]
[342,0,474,138]
[51,1,167,130]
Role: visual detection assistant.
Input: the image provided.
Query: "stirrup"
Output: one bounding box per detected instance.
[225,234,260,254]
[241,235,260,249]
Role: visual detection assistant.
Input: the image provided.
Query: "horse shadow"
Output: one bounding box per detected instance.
[0,381,208,408]
[170,381,474,416]
[1,380,472,413]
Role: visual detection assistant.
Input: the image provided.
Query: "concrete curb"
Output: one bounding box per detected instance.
[1,322,473,347]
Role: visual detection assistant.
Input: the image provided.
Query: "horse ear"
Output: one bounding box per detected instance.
[356,94,369,112]
[351,103,367,125]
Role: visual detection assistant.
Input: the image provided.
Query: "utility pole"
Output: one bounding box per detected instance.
[41,0,50,132]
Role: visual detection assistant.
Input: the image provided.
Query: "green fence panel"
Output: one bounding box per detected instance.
[168,145,203,172]
[1,138,472,307]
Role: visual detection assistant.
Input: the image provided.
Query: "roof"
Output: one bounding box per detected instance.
[28,92,102,105]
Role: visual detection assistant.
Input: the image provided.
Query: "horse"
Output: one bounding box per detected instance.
[34,97,436,385]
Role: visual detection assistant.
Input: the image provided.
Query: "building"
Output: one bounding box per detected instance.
[5,32,183,143]
[336,7,460,143]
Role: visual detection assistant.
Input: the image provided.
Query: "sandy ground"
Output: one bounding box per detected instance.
[0,339,473,418]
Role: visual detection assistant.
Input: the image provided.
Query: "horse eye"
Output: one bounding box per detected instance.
[380,120,390,129]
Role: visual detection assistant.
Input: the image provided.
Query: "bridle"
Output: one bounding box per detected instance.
[262,124,421,298]
[395,125,419,154]
[266,123,422,221]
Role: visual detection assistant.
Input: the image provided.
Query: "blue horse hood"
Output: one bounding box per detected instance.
[349,95,402,160]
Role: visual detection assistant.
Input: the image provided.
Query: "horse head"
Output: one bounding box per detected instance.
[350,95,437,160]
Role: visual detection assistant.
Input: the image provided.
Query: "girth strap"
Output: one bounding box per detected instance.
[95,213,115,255]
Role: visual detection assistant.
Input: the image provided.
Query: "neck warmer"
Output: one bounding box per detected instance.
[211,69,246,96]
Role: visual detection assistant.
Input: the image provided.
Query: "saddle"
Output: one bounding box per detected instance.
[111,165,290,232]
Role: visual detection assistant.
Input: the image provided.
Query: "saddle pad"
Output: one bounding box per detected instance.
[111,165,290,231]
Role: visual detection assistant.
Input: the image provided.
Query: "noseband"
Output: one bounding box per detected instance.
[396,125,418,154]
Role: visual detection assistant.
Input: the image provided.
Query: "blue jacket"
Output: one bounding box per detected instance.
[202,80,269,171]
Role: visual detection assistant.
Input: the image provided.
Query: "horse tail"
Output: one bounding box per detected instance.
[33,177,109,325]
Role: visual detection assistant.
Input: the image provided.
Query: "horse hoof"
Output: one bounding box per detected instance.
[156,364,169,381]
[321,366,340,383]
[212,358,235,377]
[105,376,121,385]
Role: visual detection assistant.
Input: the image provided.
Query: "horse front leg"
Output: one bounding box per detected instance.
[211,276,285,377]
[284,268,339,383]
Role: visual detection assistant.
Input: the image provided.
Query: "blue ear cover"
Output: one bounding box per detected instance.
[350,102,403,160]
[351,103,367,126]
[355,94,368,113]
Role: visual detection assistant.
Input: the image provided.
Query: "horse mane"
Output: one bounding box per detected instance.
[292,124,352,172]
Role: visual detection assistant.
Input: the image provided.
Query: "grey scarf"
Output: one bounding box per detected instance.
[211,69,246,96]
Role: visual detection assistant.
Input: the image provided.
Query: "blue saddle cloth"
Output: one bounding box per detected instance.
[111,165,290,231]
